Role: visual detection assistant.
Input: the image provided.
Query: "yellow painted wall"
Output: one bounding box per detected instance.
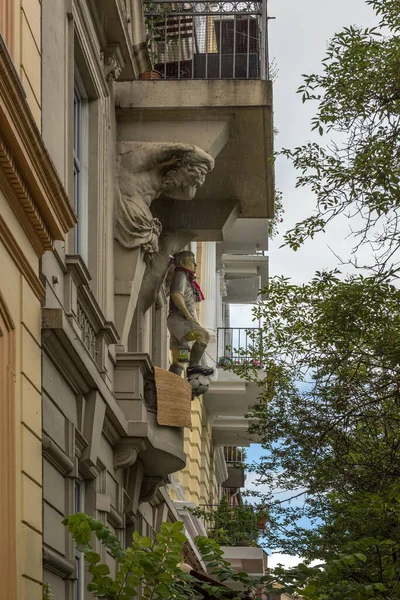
[0,191,43,600]
[172,391,218,506]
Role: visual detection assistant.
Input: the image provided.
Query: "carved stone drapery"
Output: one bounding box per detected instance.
[115,142,214,257]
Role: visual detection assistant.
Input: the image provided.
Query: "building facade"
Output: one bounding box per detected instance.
[0,3,75,597]
[1,0,273,598]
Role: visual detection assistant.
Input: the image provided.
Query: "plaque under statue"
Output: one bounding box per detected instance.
[168,251,214,395]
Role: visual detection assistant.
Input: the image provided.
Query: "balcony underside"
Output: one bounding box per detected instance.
[220,546,268,579]
[221,218,269,254]
[205,369,264,416]
[223,465,246,488]
[115,79,274,240]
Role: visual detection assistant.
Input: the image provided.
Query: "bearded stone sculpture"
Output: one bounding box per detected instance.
[115,142,214,256]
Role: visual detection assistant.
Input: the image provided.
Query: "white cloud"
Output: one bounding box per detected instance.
[268,553,303,570]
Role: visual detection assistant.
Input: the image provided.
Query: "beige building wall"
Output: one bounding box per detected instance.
[1,0,41,124]
[19,0,41,125]
[0,193,44,600]
[0,3,75,593]
[0,2,43,596]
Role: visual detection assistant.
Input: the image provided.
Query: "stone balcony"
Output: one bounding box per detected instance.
[114,353,190,481]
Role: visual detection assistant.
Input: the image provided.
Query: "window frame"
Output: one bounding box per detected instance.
[73,68,89,264]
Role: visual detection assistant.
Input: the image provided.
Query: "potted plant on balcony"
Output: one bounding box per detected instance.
[140,1,165,79]
[191,496,259,547]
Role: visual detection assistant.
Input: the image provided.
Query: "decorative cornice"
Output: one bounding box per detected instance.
[0,214,45,299]
[0,35,76,252]
[0,134,53,250]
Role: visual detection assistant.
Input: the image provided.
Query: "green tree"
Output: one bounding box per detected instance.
[63,513,273,600]
[229,272,400,599]
[281,0,400,275]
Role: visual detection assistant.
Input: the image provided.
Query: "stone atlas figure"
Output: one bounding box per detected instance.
[168,250,214,382]
[115,142,214,256]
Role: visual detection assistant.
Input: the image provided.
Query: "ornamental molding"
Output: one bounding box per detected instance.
[105,53,123,83]
[114,440,141,470]
[0,35,76,252]
[42,434,76,476]
[0,133,53,252]
[102,44,124,84]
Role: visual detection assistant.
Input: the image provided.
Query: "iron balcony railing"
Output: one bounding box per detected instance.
[144,0,270,80]
[217,327,263,366]
[224,445,245,464]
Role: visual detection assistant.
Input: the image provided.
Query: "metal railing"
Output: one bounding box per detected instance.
[224,445,245,464]
[217,327,263,365]
[144,0,269,80]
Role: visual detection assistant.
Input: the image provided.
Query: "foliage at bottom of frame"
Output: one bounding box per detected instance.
[59,513,277,600]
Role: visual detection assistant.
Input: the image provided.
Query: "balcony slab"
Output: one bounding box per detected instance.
[115,79,274,240]
[205,369,264,417]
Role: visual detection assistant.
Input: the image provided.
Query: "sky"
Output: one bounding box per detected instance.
[231,0,378,569]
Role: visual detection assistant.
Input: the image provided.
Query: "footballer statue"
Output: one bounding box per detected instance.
[167,250,214,395]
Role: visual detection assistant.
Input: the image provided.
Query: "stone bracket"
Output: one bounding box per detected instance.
[114,438,146,470]
[80,390,107,479]
[139,476,165,504]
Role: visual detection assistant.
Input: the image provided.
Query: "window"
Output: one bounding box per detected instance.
[74,480,85,600]
[73,73,89,263]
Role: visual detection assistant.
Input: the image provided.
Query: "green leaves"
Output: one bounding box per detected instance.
[226,269,400,597]
[64,514,268,599]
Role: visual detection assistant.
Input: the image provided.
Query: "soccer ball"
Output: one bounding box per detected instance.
[187,372,210,397]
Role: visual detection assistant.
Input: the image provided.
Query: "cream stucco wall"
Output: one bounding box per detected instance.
[0,2,43,595]
[0,190,43,600]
